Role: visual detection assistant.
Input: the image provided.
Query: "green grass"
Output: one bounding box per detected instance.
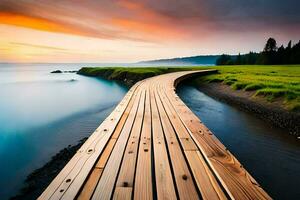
[78,66,201,77]
[78,66,206,86]
[195,65,300,111]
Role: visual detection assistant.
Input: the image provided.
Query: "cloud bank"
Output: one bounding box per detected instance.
[0,0,299,62]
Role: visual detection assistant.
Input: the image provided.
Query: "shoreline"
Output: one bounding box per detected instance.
[191,82,300,136]
[9,138,87,200]
[11,68,299,199]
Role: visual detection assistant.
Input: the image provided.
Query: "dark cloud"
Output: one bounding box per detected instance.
[138,0,300,29]
[0,0,299,40]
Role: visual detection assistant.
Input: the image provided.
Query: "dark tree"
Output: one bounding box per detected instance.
[287,40,292,50]
[290,40,300,64]
[264,38,277,52]
[236,53,242,65]
[277,45,285,64]
[216,54,232,65]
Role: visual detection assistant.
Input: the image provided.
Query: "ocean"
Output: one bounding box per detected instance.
[0,63,128,199]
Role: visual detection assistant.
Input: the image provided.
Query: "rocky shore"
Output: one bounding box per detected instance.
[10,138,87,200]
[51,70,78,73]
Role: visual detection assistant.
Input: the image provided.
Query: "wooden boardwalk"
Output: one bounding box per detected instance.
[39,70,271,200]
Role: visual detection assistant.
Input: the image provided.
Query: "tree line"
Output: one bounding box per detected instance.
[216,38,300,65]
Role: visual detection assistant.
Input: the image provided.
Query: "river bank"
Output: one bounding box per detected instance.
[192,82,300,136]
[77,67,203,86]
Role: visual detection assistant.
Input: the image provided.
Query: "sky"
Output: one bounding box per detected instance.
[0,0,299,63]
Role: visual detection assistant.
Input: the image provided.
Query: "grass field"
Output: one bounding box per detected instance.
[195,65,300,111]
[79,65,300,111]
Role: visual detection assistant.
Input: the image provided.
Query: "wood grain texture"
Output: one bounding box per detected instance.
[77,89,139,200]
[38,83,141,200]
[154,85,199,200]
[40,70,271,200]
[156,83,227,200]
[91,89,143,200]
[134,85,153,200]
[150,84,177,200]
[112,89,147,199]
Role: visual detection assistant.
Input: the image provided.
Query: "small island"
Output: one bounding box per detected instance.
[50,70,62,73]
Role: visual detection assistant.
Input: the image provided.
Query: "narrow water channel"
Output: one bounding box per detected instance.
[177,84,300,200]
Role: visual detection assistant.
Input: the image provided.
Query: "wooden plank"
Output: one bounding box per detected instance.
[95,139,117,169]
[156,83,227,200]
[185,151,227,200]
[113,89,147,199]
[150,84,177,200]
[91,89,144,200]
[60,89,142,200]
[113,187,132,200]
[133,85,152,200]
[76,168,103,200]
[179,138,198,151]
[77,86,140,200]
[77,139,118,200]
[153,85,199,200]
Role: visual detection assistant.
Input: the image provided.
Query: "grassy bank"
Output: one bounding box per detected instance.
[78,67,191,76]
[78,65,300,111]
[194,65,300,111]
[78,67,202,86]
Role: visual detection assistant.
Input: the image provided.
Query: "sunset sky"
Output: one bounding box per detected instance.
[0,0,299,63]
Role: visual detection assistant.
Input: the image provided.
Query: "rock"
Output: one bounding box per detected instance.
[51,70,62,73]
[10,137,88,200]
[63,70,78,73]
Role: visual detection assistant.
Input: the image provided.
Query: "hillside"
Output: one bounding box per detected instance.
[138,55,219,65]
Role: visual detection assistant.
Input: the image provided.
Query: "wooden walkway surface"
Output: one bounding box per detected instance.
[39,70,271,200]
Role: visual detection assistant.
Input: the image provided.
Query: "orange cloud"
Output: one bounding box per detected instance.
[117,0,171,22]
[113,0,186,41]
[110,18,181,40]
[0,11,159,42]
[117,0,142,10]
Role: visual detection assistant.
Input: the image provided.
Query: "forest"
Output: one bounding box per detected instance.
[217,38,300,65]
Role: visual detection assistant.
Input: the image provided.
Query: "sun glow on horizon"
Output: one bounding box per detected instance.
[0,0,299,62]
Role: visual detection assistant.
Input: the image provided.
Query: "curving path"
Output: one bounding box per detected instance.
[39,70,271,200]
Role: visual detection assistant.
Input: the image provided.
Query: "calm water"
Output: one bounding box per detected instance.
[0,63,128,199]
[177,84,300,200]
